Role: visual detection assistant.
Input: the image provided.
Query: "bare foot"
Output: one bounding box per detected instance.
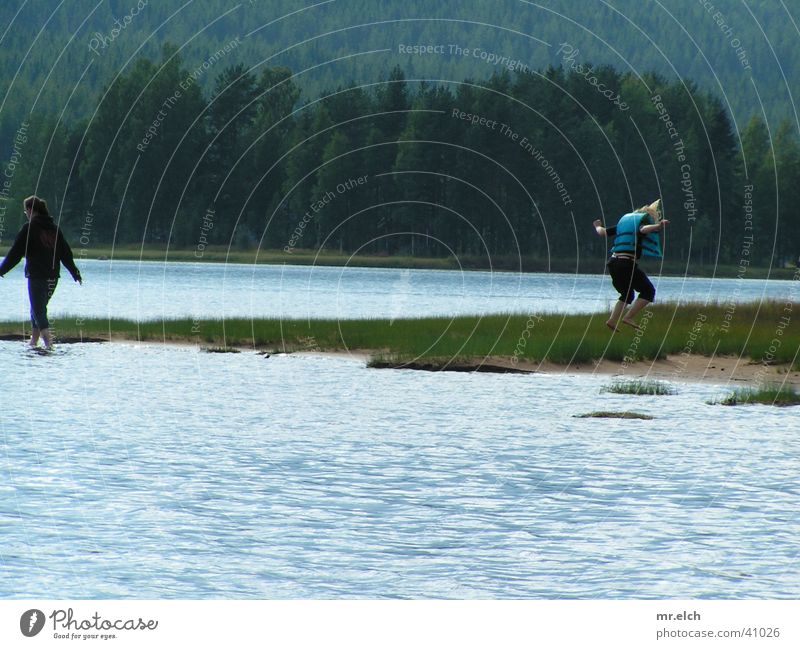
[605,320,619,332]
[621,319,638,329]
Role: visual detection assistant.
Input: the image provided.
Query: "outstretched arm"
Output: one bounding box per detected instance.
[0,224,29,277]
[593,219,608,237]
[640,219,669,234]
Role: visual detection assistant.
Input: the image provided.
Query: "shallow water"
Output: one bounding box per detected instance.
[0,260,795,320]
[1,341,797,598]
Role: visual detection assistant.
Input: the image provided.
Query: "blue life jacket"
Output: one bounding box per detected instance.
[610,212,662,258]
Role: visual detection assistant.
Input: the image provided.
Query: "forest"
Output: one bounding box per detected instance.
[1,1,798,268]
[2,0,797,126]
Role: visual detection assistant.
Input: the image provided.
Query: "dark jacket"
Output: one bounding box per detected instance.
[0,215,81,281]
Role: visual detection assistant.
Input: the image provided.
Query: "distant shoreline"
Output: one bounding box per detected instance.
[2,244,796,279]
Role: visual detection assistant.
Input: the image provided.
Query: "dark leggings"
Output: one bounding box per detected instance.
[607,257,655,304]
[28,277,58,330]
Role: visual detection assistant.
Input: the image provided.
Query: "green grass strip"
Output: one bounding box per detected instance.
[1,301,797,368]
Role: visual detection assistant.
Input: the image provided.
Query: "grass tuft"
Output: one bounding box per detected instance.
[711,384,800,406]
[602,379,677,395]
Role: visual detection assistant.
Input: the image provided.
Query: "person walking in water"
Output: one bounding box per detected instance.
[0,195,82,350]
[593,199,668,331]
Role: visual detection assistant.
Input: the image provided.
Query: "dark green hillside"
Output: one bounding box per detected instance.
[1,1,798,273]
[1,0,796,127]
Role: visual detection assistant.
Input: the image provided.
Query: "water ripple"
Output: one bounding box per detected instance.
[1,341,798,598]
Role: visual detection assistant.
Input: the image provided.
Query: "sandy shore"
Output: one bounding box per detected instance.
[301,350,800,388]
[3,333,797,387]
[518,355,800,388]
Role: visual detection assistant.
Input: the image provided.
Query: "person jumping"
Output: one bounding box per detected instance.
[593,199,668,331]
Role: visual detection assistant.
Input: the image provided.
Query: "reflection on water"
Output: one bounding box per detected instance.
[0,260,796,320]
[1,341,798,598]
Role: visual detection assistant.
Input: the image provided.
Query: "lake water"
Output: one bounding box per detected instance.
[0,260,796,321]
[1,342,798,599]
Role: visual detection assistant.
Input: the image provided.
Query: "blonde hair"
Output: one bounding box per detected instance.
[636,199,661,222]
[23,195,49,217]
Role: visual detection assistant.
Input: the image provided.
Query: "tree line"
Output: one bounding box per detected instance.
[1,0,796,133]
[2,45,798,268]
